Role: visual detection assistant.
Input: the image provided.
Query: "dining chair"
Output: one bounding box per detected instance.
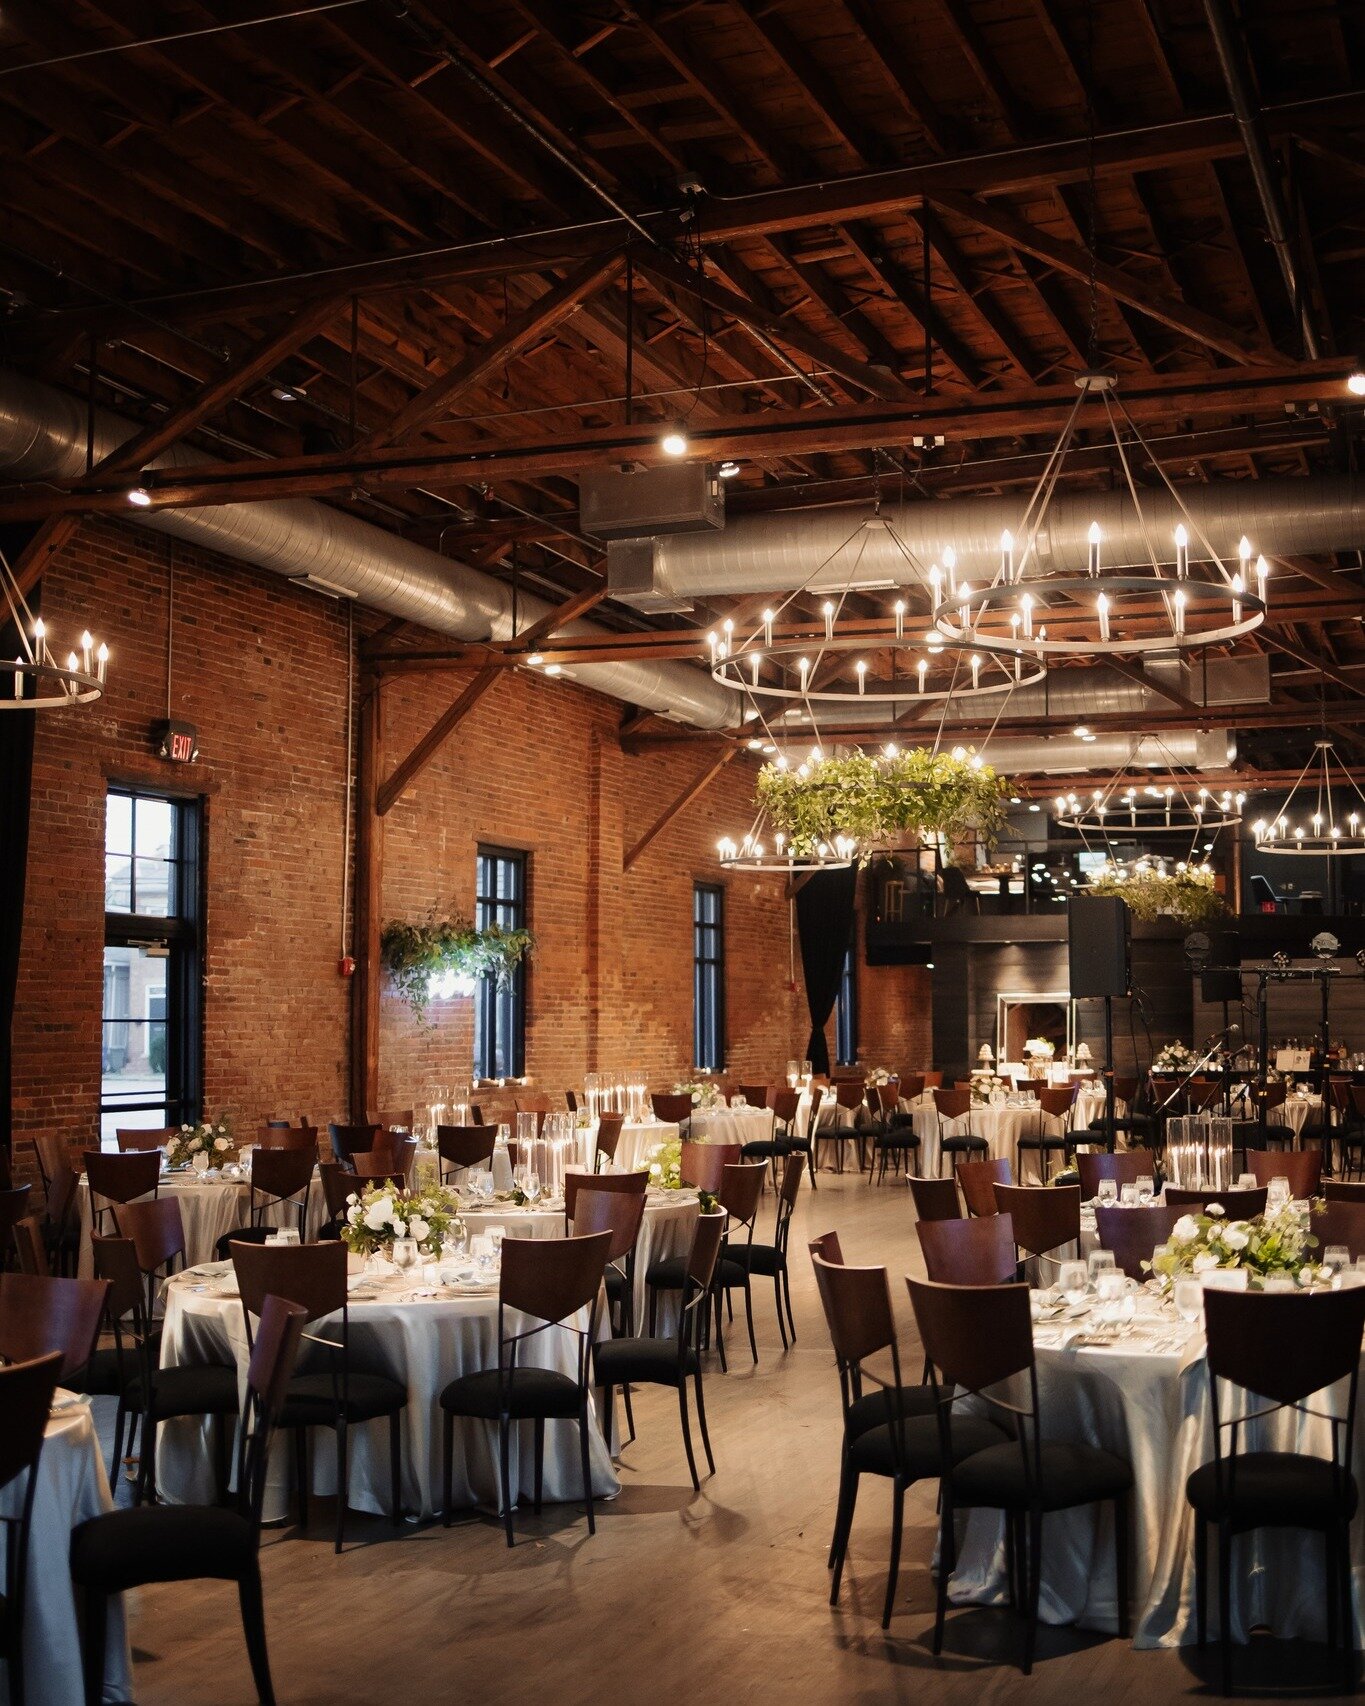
[0,1185,31,1273]
[0,1351,63,1706]
[1309,1201,1365,1262]
[712,1153,804,1349]
[1075,1149,1151,1201]
[115,1129,174,1153]
[909,1175,960,1223]
[1246,1147,1321,1198]
[1187,1286,1365,1695]
[376,1108,414,1132]
[737,1084,770,1110]
[569,1184,649,1438]
[770,1089,816,1189]
[436,1124,496,1185]
[955,1157,1011,1218]
[70,1295,306,1706]
[112,1195,187,1315]
[0,1273,109,1382]
[1324,1179,1365,1204]
[326,1122,381,1164]
[1016,1086,1076,1182]
[650,1093,694,1132]
[12,1216,48,1277]
[253,1124,318,1154]
[229,1238,408,1552]
[595,1211,725,1491]
[93,1233,239,1506]
[563,1168,648,1227]
[1165,1187,1267,1217]
[679,1140,740,1193]
[916,1214,1018,1286]
[83,1151,159,1236]
[738,1099,789,1183]
[868,1085,921,1184]
[810,1252,1003,1629]
[439,1232,611,1547]
[907,1276,1133,1673]
[993,1184,1082,1280]
[31,1136,80,1275]
[245,1148,315,1236]
[933,1088,989,1176]
[1094,1204,1185,1280]
[594,1112,625,1172]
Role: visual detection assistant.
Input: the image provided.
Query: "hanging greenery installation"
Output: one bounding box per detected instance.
[380,915,534,1022]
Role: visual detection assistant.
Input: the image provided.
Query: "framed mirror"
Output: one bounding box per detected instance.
[995,991,1076,1073]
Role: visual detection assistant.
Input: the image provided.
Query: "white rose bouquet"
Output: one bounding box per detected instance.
[672,1080,724,1111]
[165,1119,235,1170]
[649,1135,683,1189]
[864,1067,894,1087]
[1148,1202,1327,1289]
[1152,1041,1199,1074]
[970,1070,1009,1106]
[341,1181,464,1260]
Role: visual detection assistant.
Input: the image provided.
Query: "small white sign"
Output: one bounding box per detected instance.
[1275,1048,1313,1073]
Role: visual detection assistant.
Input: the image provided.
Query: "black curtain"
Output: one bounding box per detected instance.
[0,610,35,1173]
[795,865,858,1077]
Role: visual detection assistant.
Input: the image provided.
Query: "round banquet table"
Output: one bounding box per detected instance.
[606,1118,679,1173]
[688,1105,775,1146]
[1277,1092,1323,1138]
[948,1288,1365,1649]
[915,1102,1066,1182]
[157,1262,618,1524]
[76,1168,327,1276]
[4,1396,132,1706]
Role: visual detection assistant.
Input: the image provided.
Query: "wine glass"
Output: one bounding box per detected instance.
[522,1170,541,1206]
[1174,1277,1203,1326]
[1087,1248,1116,1285]
[1096,1178,1118,1207]
[1236,1172,1257,1192]
[391,1237,418,1275]
[1324,1244,1350,1279]
[1135,1175,1155,1207]
[1058,1260,1089,1309]
[1119,1183,1139,1207]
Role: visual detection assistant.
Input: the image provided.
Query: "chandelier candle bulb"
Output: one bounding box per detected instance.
[917,656,927,691]
[12,659,22,700]
[929,564,942,606]
[856,660,867,694]
[799,657,810,692]
[822,600,834,640]
[762,609,774,647]
[893,598,905,640]
[707,631,718,662]
[96,643,108,683]
[1232,573,1244,624]
[1020,594,1034,639]
[1256,555,1269,602]
[958,583,971,629]
[1175,524,1189,578]
[1001,529,1014,582]
[80,630,92,673]
[970,653,981,688]
[944,545,957,594]
[1087,521,1101,576]
[1097,592,1110,642]
[751,653,762,686]
[1173,589,1187,637]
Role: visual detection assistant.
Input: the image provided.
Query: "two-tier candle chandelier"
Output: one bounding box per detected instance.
[2,548,109,709]
[706,508,1045,709]
[1252,740,1365,856]
[929,371,1269,659]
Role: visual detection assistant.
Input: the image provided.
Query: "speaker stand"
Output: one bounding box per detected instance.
[1102,995,1116,1151]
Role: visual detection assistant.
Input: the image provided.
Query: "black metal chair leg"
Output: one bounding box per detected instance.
[782,1265,796,1343]
[830,1465,859,1603]
[1023,1507,1043,1675]
[81,1588,108,1706]
[677,1379,699,1491]
[931,1496,952,1653]
[293,1427,309,1527]
[622,1379,636,1443]
[1114,1493,1130,1640]
[743,1279,758,1365]
[773,1275,788,1349]
[882,1481,905,1629]
[533,1417,545,1513]
[238,1562,276,1706]
[498,1416,515,1547]
[1217,1522,1233,1696]
[693,1366,715,1476]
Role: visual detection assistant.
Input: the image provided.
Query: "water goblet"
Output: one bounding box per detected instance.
[1058,1260,1089,1309]
[1174,1277,1204,1326]
[1266,1177,1291,1212]
[1119,1183,1139,1207]
[1236,1173,1257,1192]
[523,1170,541,1206]
[1096,1179,1118,1207]
[1087,1249,1116,1285]
[1135,1175,1155,1207]
[1324,1244,1350,1279]
[391,1237,418,1276]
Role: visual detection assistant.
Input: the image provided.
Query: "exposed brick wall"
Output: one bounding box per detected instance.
[11,519,929,1185]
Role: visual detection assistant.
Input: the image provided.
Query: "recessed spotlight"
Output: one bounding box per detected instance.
[127,486,152,507]
[1010,795,1022,805]
[1348,372,1365,397]
[544,663,563,676]
[1027,803,1041,813]
[528,653,544,666]
[660,423,689,457]
[717,459,741,479]
[746,738,763,750]
[270,383,306,403]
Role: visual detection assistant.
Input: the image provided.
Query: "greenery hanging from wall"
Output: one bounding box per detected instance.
[380,915,534,1022]
[1086,859,1227,927]
[754,746,1008,858]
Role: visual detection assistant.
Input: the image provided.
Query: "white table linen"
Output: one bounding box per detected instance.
[688,1106,775,1146]
[156,1269,618,1524]
[949,1296,1365,1649]
[916,1103,1060,1181]
[608,1119,679,1173]
[3,1399,132,1706]
[77,1171,325,1276]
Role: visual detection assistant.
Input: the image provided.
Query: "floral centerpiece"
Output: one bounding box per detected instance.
[970,1070,1009,1105]
[1148,1202,1327,1289]
[341,1182,464,1260]
[650,1135,683,1188]
[672,1079,725,1111]
[1152,1040,1199,1074]
[165,1119,234,1170]
[1022,1037,1054,1080]
[864,1067,894,1087]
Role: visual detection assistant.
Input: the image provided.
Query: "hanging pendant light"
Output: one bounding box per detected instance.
[1,549,108,710]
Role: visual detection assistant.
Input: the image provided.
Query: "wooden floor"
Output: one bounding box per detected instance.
[105,1171,1357,1705]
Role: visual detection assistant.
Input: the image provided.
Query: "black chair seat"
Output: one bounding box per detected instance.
[850,1413,1007,1480]
[873,1127,920,1151]
[951,1439,1133,1511]
[279,1369,406,1424]
[439,1366,582,1420]
[741,1138,791,1161]
[1186,1453,1358,1529]
[1018,1133,1068,1149]
[70,1344,128,1397]
[720,1242,785,1277]
[214,1226,276,1260]
[125,1363,240,1419]
[846,1384,937,1440]
[941,1134,987,1150]
[71,1504,254,1592]
[595,1336,698,1385]
[647,1252,748,1290]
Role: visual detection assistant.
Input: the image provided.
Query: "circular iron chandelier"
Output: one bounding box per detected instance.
[929,372,1268,659]
[1054,781,1246,837]
[1252,741,1365,856]
[2,548,109,710]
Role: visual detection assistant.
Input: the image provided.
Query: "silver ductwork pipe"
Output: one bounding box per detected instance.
[0,371,738,730]
[630,480,1365,600]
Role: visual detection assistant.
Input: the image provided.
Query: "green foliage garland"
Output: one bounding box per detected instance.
[380,915,534,1022]
[1086,861,1226,928]
[755,747,1008,858]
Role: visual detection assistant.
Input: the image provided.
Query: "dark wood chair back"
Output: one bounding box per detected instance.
[955,1157,1011,1218]
[1036,1086,1075,1120]
[737,1084,770,1110]
[569,1187,646,1263]
[112,1196,186,1278]
[907,1275,1033,1394]
[1075,1149,1151,1199]
[564,1169,647,1223]
[0,1185,33,1266]
[328,1122,381,1162]
[84,1151,159,1206]
[1204,1285,1365,1412]
[680,1141,740,1193]
[254,1124,318,1152]
[686,1212,727,1292]
[248,1149,315,1219]
[349,1155,410,1190]
[1247,1148,1321,1197]
[0,1272,109,1379]
[436,1125,496,1179]
[318,1161,359,1222]
[1325,1180,1365,1204]
[718,1161,766,1229]
[0,1352,63,1502]
[13,1215,48,1276]
[499,1231,611,1325]
[808,1230,843,1268]
[1309,1202,1365,1262]
[594,1112,625,1170]
[900,1073,925,1101]
[993,1183,1081,1260]
[811,1251,897,1370]
[1095,1203,1185,1280]
[1165,1186,1268,1217]
[651,1093,696,1126]
[231,1237,347,1325]
[933,1087,972,1122]
[909,1175,960,1222]
[377,1109,415,1132]
[115,1128,174,1152]
[917,1214,1017,1285]
[834,1080,866,1112]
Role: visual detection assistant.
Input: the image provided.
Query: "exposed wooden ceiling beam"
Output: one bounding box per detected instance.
[376,664,502,816]
[623,746,739,871]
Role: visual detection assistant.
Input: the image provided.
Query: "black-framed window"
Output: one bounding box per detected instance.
[693,883,725,1071]
[101,788,202,1145]
[474,846,527,1079]
[835,944,858,1067]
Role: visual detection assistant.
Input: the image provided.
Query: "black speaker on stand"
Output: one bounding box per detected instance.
[1068,896,1132,1148]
